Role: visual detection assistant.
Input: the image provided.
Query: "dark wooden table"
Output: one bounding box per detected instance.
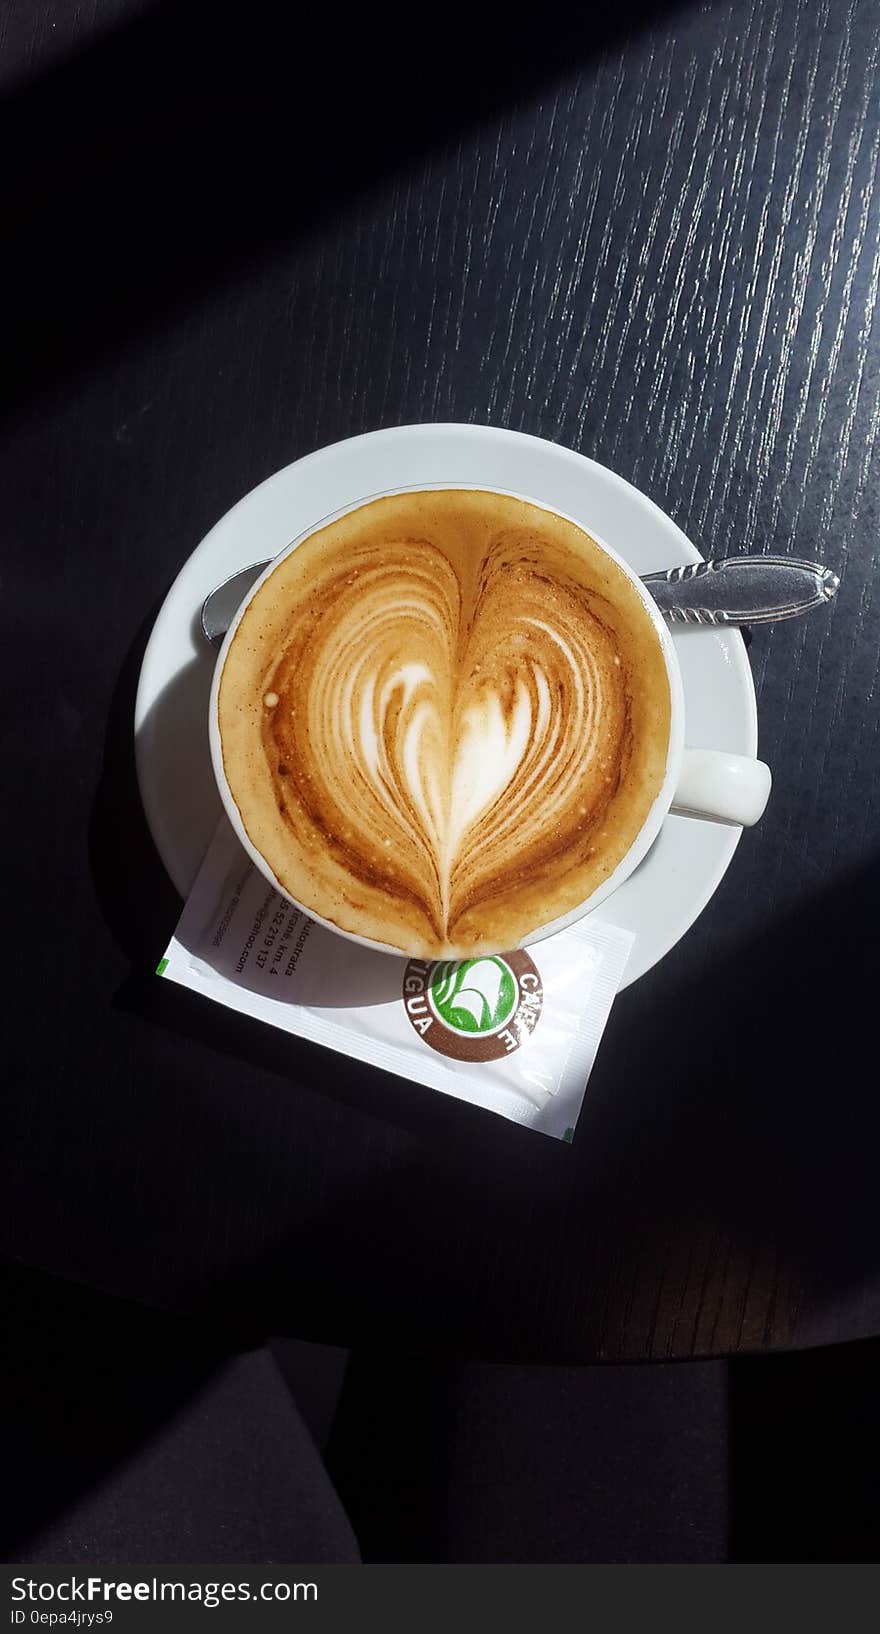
[3,0,879,1361]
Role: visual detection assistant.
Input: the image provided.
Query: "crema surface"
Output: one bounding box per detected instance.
[217,490,671,956]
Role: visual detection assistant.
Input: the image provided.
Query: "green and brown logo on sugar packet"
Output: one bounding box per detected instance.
[402,950,543,1061]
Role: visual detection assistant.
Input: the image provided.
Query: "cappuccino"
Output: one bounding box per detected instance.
[217,489,671,956]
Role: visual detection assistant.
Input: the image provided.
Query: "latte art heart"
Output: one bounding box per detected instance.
[218,490,671,957]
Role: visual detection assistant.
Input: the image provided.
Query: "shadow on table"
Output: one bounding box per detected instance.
[1,0,700,424]
[88,599,184,967]
[588,852,880,1357]
[90,611,880,1356]
[219,853,879,1357]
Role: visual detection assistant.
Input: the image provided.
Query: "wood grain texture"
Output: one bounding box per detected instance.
[2,0,879,1360]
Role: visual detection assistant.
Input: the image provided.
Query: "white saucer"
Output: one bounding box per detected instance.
[135,423,757,988]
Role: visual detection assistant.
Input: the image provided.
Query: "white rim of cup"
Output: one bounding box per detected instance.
[208,482,686,957]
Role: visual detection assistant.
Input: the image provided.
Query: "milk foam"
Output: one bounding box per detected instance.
[217,490,671,957]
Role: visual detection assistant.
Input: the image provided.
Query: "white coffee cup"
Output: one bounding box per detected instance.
[209,484,770,953]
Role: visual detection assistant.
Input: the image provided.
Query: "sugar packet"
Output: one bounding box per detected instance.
[158,820,634,1139]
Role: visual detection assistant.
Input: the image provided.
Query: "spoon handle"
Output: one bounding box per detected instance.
[642,555,840,626]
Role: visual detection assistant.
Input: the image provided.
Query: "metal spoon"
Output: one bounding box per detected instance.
[200,554,840,646]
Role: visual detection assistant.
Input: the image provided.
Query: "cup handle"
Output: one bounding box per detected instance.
[671,749,772,826]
